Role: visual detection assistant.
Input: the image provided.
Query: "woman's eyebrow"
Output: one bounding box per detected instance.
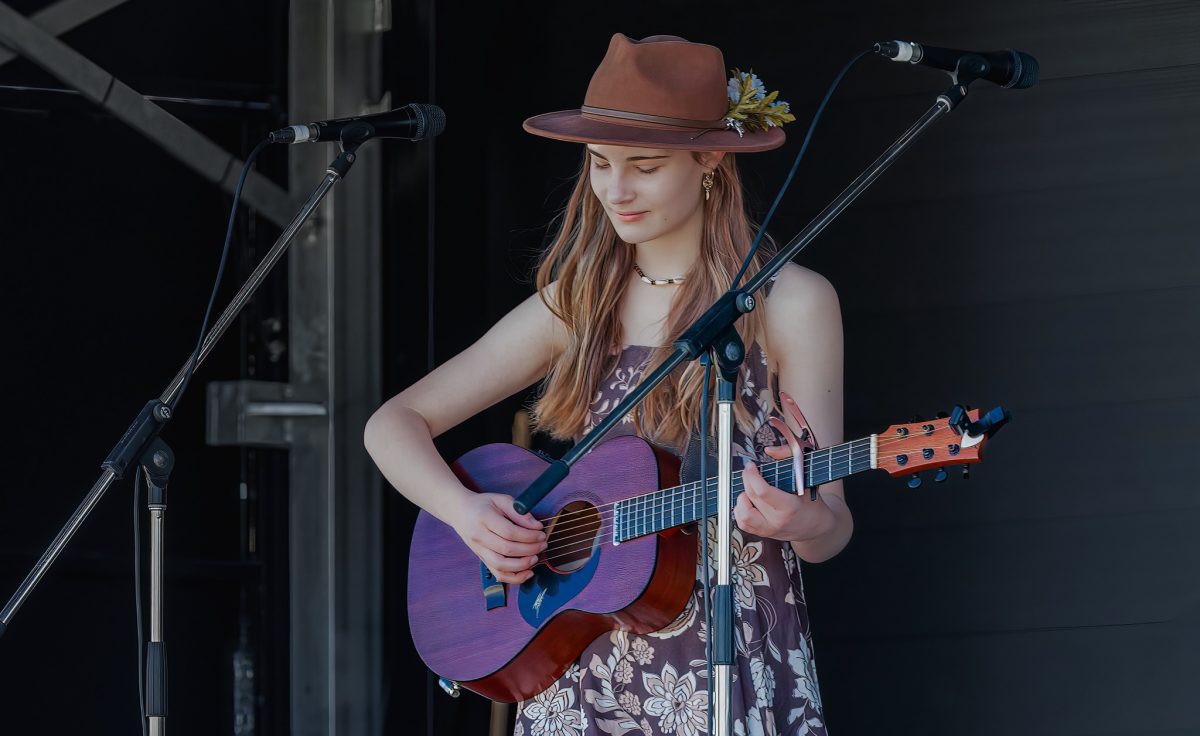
[586,147,671,162]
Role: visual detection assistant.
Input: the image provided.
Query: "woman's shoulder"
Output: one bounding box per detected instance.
[758,262,841,372]
[533,278,571,356]
[764,262,837,304]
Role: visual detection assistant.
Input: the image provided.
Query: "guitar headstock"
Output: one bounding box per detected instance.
[877,404,1011,487]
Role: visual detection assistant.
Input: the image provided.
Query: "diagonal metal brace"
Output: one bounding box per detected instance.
[0,0,132,68]
[0,1,293,227]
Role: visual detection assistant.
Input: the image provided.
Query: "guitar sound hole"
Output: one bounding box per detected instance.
[545,501,601,573]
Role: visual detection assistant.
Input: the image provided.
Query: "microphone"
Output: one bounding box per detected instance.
[269,102,446,144]
[875,41,1039,89]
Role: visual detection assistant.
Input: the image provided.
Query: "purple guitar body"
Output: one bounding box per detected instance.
[407,435,693,703]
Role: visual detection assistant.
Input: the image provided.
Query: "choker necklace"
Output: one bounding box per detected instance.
[633,261,685,286]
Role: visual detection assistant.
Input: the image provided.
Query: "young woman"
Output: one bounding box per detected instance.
[364,33,852,736]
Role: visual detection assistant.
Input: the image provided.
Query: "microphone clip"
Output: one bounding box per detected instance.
[336,122,374,152]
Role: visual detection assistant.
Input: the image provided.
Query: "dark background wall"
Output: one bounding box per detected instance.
[0,1,1195,735]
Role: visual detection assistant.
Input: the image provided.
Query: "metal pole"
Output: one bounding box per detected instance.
[712,372,737,736]
[147,503,166,736]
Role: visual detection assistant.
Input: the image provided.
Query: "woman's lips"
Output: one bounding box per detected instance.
[615,211,647,222]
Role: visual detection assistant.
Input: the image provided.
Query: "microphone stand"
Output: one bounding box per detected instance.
[706,326,744,736]
[511,79,978,736]
[0,128,375,733]
[142,438,174,736]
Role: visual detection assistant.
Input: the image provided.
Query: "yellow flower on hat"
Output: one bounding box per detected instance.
[725,68,797,137]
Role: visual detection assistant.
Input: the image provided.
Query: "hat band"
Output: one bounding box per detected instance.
[580,104,728,131]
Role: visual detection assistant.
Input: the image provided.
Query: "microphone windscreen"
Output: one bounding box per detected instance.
[412,103,447,139]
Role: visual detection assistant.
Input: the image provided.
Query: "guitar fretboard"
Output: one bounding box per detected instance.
[613,436,874,543]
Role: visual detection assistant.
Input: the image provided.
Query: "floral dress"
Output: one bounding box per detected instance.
[514,337,830,736]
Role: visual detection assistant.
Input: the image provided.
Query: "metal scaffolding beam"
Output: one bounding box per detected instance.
[0,0,131,68]
[284,0,386,731]
[0,1,292,227]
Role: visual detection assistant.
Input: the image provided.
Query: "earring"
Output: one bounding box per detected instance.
[702,170,715,201]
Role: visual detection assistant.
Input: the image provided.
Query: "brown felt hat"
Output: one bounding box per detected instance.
[522,33,786,153]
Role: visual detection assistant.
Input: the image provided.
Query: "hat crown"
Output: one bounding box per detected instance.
[520,31,786,153]
[583,34,728,124]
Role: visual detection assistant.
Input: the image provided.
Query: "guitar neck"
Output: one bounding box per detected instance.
[612,435,875,544]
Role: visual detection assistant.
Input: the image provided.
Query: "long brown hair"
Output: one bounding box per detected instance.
[529,147,779,451]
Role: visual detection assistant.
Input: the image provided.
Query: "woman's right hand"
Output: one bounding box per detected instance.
[450,491,546,584]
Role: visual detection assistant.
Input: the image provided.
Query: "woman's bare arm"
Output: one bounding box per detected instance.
[363,284,567,582]
[735,263,854,563]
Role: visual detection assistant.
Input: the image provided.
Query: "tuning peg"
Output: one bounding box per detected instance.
[907,472,922,489]
[934,468,948,482]
[961,465,970,481]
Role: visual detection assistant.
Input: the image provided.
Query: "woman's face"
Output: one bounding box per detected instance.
[587,144,723,244]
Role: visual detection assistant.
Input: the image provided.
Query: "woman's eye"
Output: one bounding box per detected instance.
[591,164,660,174]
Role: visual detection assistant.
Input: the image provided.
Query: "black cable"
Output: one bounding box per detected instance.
[731,48,874,288]
[169,138,271,415]
[133,466,146,736]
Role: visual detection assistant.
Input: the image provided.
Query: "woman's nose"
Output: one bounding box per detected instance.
[605,172,636,205]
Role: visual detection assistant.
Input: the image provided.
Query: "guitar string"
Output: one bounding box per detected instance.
[528,436,867,530]
[526,426,962,531]
[532,440,956,546]
[532,468,811,568]
[531,465,799,563]
[500,429,976,569]
[533,443,974,568]
[531,438,972,555]
[524,456,827,545]
[532,490,785,568]
[537,462,805,546]
[529,432,955,536]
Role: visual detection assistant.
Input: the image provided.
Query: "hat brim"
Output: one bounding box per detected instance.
[522,109,785,153]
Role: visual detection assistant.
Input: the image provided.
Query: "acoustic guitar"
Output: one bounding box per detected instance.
[408,394,1010,702]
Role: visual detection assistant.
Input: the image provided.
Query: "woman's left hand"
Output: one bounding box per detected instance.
[734,444,837,543]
